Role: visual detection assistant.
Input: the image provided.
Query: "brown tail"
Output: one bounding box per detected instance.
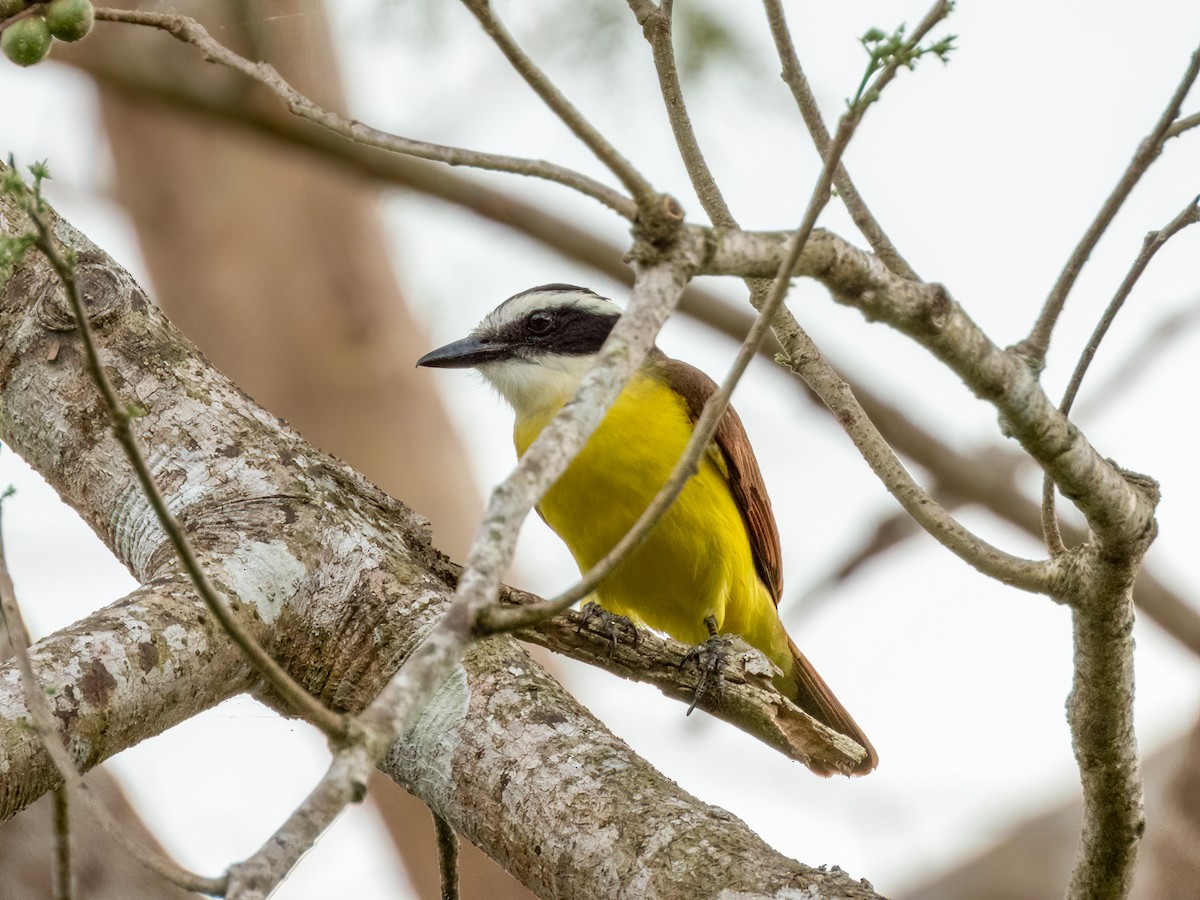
[785,636,878,776]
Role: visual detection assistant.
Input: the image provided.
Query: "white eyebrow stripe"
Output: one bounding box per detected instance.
[479,286,622,333]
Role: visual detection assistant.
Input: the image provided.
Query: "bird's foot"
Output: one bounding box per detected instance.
[680,617,731,715]
[577,601,640,658]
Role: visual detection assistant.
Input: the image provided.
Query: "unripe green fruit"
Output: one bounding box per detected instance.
[0,1,27,21]
[45,0,93,42]
[1,15,51,66]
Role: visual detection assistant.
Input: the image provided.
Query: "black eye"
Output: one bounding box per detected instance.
[526,311,555,335]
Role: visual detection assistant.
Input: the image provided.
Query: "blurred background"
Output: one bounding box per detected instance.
[1,1,1198,897]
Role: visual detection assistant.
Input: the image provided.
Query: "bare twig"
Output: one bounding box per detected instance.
[709,2,1050,591]
[1166,109,1200,139]
[92,8,636,219]
[52,787,72,900]
[628,0,735,228]
[460,0,657,212]
[1040,476,1068,556]
[776,317,1053,593]
[0,500,226,896]
[1061,198,1200,418]
[11,176,347,741]
[1021,43,1200,365]
[433,812,460,900]
[1042,197,1200,553]
[1075,293,1200,420]
[760,0,918,278]
[701,226,1157,552]
[225,743,377,899]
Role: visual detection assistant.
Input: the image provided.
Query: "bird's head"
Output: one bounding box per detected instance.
[417,284,623,415]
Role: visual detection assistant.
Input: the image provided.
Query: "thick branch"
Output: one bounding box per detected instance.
[1066,554,1144,900]
[701,226,1158,557]
[383,637,882,900]
[0,581,255,820]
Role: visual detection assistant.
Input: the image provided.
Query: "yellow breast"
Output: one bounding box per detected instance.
[515,371,786,661]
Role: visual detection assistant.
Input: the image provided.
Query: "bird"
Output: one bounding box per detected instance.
[418,284,877,775]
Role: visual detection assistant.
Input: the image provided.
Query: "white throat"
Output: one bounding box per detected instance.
[477,353,598,418]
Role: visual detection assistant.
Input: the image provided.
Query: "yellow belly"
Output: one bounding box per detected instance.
[515,372,788,665]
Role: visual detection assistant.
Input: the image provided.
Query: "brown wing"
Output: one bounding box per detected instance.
[653,352,784,604]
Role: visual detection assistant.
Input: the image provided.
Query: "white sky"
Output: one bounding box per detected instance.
[1,1,1199,897]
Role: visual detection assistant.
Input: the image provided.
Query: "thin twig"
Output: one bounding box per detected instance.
[1040,476,1068,556]
[761,0,918,279]
[14,181,347,741]
[1075,293,1200,420]
[433,812,460,900]
[702,225,1156,551]
[1021,44,1200,365]
[1165,109,1200,139]
[629,0,735,228]
[224,742,377,898]
[1060,198,1200,418]
[0,500,226,896]
[79,57,641,287]
[1041,197,1200,552]
[776,317,1053,593]
[52,787,72,900]
[460,0,657,212]
[92,8,636,220]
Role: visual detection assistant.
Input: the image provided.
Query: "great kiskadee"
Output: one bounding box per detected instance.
[418,284,877,775]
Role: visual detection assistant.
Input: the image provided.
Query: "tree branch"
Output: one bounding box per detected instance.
[628,0,736,228]
[1021,43,1200,365]
[433,811,460,900]
[0,517,226,895]
[461,0,658,212]
[700,226,1157,557]
[91,7,637,219]
[1065,551,1144,900]
[760,0,918,278]
[1042,197,1200,551]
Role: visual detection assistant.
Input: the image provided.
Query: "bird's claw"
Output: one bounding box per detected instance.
[577,601,639,658]
[680,632,733,715]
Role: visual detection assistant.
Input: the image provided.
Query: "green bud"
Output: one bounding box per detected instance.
[1,15,51,67]
[45,0,93,42]
[0,1,27,21]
